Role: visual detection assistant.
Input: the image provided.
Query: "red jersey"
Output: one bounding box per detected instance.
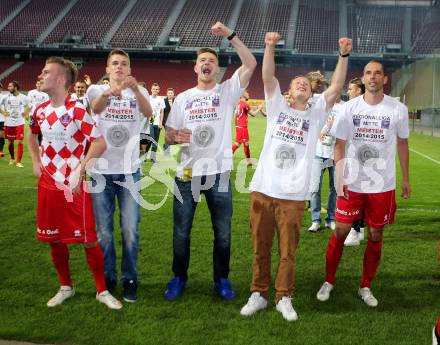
[30,96,100,188]
[235,100,251,128]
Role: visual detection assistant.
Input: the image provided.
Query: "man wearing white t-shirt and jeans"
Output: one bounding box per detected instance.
[240,32,351,321]
[164,22,256,301]
[316,60,411,307]
[87,49,152,303]
[149,83,165,162]
[308,99,344,232]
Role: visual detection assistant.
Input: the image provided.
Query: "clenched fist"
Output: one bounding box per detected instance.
[211,22,233,37]
[265,32,281,47]
[339,37,352,56]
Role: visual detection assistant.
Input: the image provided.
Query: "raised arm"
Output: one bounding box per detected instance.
[324,38,352,110]
[262,32,280,99]
[211,22,257,88]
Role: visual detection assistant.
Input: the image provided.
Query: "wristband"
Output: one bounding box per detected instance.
[227,32,237,41]
[339,52,350,58]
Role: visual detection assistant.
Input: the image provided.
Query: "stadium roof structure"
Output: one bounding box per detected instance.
[354,0,434,6]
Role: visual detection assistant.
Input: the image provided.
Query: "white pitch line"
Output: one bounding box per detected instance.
[410,148,440,165]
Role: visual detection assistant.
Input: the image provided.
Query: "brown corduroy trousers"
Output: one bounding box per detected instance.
[250,191,305,302]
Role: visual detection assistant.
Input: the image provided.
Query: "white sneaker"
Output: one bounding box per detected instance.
[325,221,336,230]
[433,325,439,345]
[276,296,298,321]
[308,222,320,232]
[240,292,268,316]
[96,290,123,310]
[344,229,360,246]
[47,286,75,307]
[15,162,24,168]
[8,159,15,165]
[316,282,334,302]
[359,228,365,241]
[358,287,378,307]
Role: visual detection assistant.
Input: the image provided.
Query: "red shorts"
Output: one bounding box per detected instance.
[335,190,396,228]
[36,171,97,244]
[5,125,24,140]
[235,127,249,143]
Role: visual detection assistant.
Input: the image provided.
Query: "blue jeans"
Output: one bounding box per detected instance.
[172,172,232,283]
[309,157,336,223]
[90,171,140,284]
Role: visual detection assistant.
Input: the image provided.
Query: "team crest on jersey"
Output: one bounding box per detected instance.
[212,95,220,107]
[381,119,390,129]
[60,113,72,126]
[185,100,193,110]
[130,99,137,108]
[277,112,288,124]
[301,119,310,131]
[353,117,361,126]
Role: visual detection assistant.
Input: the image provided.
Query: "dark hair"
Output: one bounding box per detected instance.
[349,77,365,94]
[364,60,385,75]
[167,87,174,91]
[10,80,20,90]
[46,56,78,88]
[151,83,160,88]
[196,48,218,59]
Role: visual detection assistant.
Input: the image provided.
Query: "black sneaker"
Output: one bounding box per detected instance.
[123,280,137,303]
[105,277,117,293]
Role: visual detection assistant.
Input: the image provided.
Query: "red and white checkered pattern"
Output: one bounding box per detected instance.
[30,96,101,186]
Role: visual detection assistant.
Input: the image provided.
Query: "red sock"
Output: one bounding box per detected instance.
[325,233,345,285]
[244,144,250,159]
[436,318,440,340]
[17,143,23,163]
[361,239,383,288]
[85,245,107,293]
[232,144,238,153]
[50,242,72,287]
[8,141,14,159]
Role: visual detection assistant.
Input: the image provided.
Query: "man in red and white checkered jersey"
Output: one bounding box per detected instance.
[27,56,122,310]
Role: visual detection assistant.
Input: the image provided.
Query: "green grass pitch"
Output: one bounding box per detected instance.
[0,117,439,345]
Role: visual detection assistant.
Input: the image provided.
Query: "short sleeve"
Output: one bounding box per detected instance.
[165,95,184,130]
[73,103,101,142]
[222,69,245,104]
[396,103,409,139]
[29,105,42,134]
[265,80,286,119]
[86,84,104,104]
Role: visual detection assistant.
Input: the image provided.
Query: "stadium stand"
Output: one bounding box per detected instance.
[1,58,46,91]
[44,0,128,45]
[295,0,339,53]
[0,0,26,24]
[234,0,292,50]
[130,60,197,95]
[0,0,70,45]
[169,0,234,47]
[348,6,404,54]
[110,0,178,48]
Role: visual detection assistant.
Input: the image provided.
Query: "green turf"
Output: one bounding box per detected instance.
[0,119,439,345]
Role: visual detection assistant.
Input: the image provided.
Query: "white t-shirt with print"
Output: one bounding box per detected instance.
[166,70,244,178]
[335,94,409,193]
[150,96,166,126]
[86,84,150,174]
[249,81,329,200]
[315,101,345,159]
[0,93,30,126]
[27,89,50,112]
[0,92,8,122]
